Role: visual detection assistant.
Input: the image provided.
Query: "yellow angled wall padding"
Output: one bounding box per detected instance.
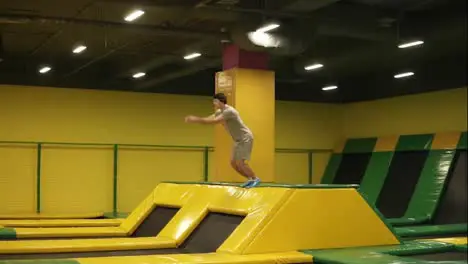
[222,188,400,254]
[431,131,461,150]
[15,226,127,239]
[0,219,122,228]
[0,212,104,219]
[0,237,175,254]
[374,135,399,152]
[75,251,313,264]
[423,237,467,245]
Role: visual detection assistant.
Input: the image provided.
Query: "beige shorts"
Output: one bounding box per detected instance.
[232,137,253,161]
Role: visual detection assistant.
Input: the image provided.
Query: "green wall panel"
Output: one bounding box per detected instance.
[396,134,434,151]
[321,153,342,184]
[359,151,394,204]
[457,131,467,149]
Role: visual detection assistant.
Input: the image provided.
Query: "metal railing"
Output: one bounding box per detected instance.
[0,140,331,214]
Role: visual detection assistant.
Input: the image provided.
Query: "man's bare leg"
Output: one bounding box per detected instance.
[230,160,249,179]
[236,160,260,187]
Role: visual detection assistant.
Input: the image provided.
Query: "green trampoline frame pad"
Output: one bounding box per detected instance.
[302,240,465,264]
[395,223,468,237]
[0,228,16,239]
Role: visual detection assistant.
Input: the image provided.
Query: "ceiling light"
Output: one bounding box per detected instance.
[184,52,201,60]
[124,9,145,22]
[39,66,51,74]
[247,31,281,48]
[398,40,424,49]
[394,72,414,79]
[256,23,280,33]
[72,45,87,54]
[322,85,338,91]
[132,72,146,79]
[305,63,324,71]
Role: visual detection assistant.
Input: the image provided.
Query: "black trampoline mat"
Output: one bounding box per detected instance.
[0,212,244,260]
[131,207,179,237]
[409,251,467,261]
[376,151,428,218]
[333,153,372,185]
[433,150,468,224]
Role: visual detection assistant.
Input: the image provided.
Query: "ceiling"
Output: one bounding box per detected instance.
[0,0,466,103]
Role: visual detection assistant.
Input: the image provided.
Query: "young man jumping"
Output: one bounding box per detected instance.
[184,93,260,188]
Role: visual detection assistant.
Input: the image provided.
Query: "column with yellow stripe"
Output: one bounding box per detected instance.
[213,44,275,183]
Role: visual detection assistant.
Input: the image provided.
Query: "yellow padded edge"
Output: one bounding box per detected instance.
[236,188,400,254]
[76,251,312,264]
[0,219,121,227]
[374,135,399,152]
[15,226,127,238]
[431,131,461,150]
[423,237,467,245]
[158,185,292,249]
[0,237,175,254]
[120,183,195,235]
[0,212,104,219]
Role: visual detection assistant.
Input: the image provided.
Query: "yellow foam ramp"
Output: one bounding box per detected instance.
[0,219,122,228]
[8,183,194,238]
[211,185,400,254]
[76,252,312,264]
[0,212,104,219]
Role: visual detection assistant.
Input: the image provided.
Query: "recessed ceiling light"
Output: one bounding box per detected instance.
[39,66,51,74]
[305,63,324,71]
[72,45,87,54]
[184,52,201,60]
[132,72,146,79]
[322,85,338,91]
[256,23,280,33]
[124,9,145,22]
[394,72,414,79]
[398,40,424,49]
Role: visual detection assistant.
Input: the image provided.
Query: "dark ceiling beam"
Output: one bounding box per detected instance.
[0,13,226,39]
[135,59,221,91]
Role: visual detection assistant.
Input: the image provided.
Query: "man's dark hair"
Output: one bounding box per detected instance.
[214,93,227,104]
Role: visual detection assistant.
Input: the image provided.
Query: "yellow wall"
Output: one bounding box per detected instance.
[343,88,467,138]
[0,85,340,213]
[3,84,463,214]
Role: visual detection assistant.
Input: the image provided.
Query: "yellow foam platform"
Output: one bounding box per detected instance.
[0,212,104,219]
[7,183,194,239]
[0,237,175,254]
[0,183,399,256]
[75,252,312,264]
[0,219,122,228]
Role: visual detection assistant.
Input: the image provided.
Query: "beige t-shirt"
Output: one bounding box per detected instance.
[215,105,253,142]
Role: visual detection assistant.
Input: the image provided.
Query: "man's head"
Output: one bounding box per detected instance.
[213,93,227,109]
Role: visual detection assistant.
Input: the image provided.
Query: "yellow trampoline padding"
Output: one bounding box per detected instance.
[157,184,292,246]
[0,212,104,219]
[0,237,175,254]
[76,251,312,264]
[219,188,400,254]
[0,219,122,227]
[15,226,127,238]
[8,183,194,238]
[423,237,468,245]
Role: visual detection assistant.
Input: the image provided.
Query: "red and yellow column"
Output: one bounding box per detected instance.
[213,44,275,182]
